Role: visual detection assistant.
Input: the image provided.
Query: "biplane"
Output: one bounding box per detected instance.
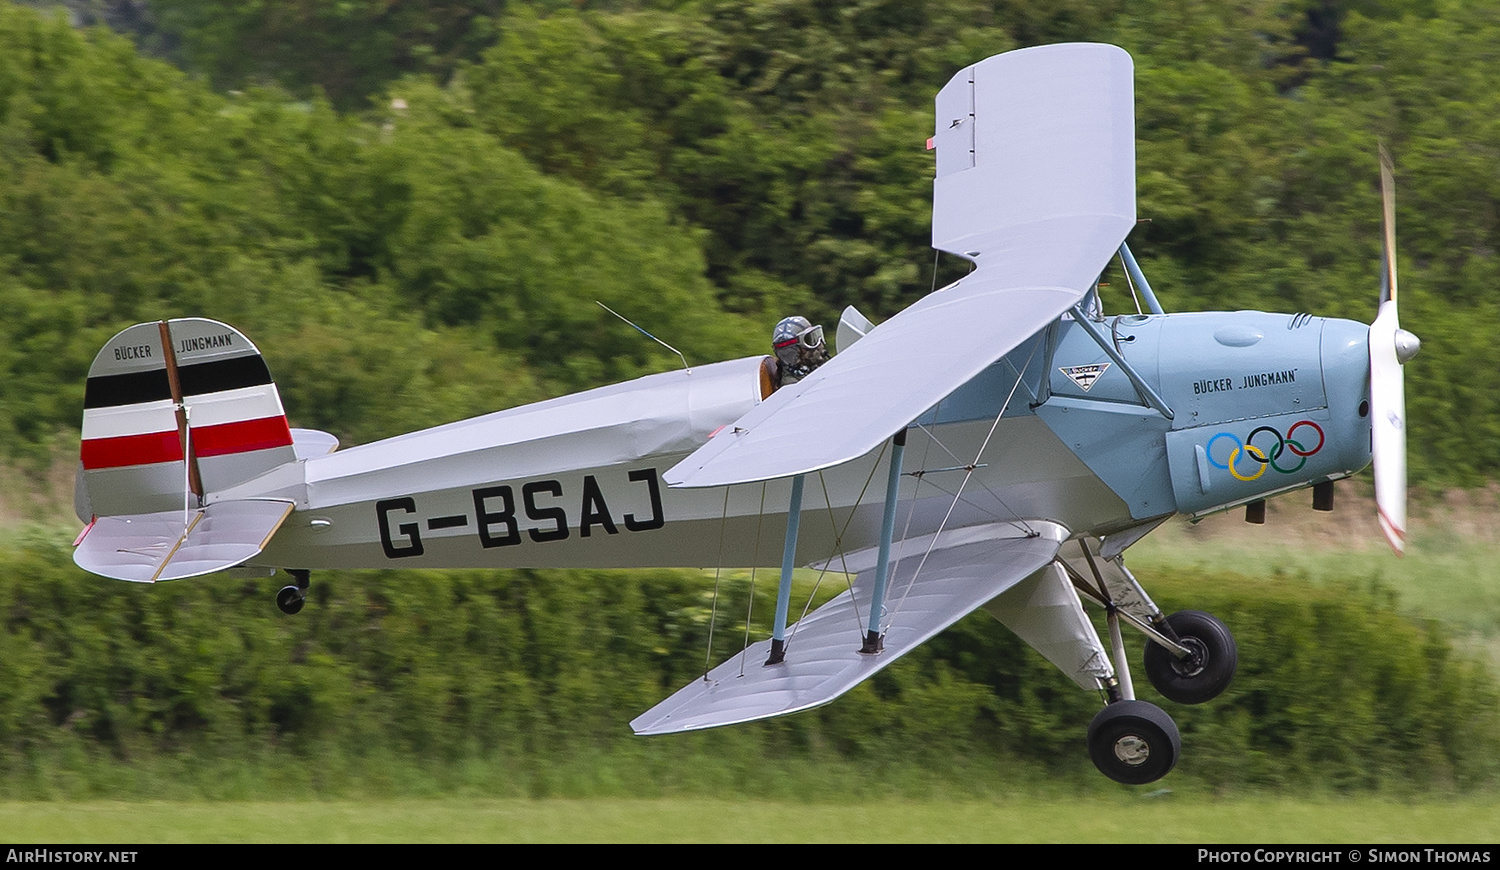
[70,43,1417,784]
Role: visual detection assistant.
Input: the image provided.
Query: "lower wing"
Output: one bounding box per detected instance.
[631,521,1064,735]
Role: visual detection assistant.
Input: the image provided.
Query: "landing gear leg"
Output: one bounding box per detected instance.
[276,569,311,615]
[1061,539,1182,784]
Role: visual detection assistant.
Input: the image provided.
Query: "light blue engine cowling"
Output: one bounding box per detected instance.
[1036,311,1373,520]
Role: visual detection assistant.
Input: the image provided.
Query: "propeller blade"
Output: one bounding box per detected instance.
[1370,144,1407,555]
[1380,143,1398,305]
[1370,300,1406,554]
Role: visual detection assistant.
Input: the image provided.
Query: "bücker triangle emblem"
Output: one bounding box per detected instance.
[1060,363,1110,391]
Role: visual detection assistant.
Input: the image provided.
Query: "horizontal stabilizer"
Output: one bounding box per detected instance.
[74,499,294,583]
[631,522,1063,735]
[291,428,340,459]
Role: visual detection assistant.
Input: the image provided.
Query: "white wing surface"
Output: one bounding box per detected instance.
[75,499,294,582]
[929,43,1136,263]
[667,44,1135,488]
[630,522,1062,735]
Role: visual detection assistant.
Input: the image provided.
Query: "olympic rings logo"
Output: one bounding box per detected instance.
[1206,420,1324,481]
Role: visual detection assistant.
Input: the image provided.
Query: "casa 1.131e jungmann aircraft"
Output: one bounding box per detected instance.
[71,43,1418,785]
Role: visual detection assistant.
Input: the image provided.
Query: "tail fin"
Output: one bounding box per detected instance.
[79,318,296,518]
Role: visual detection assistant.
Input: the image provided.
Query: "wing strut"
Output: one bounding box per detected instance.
[766,473,806,665]
[1117,243,1164,315]
[1067,303,1174,420]
[862,429,908,653]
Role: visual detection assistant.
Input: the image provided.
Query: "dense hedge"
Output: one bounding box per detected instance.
[1,531,1493,797]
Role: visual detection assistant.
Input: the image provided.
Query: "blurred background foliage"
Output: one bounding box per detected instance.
[0,0,1498,794]
[0,0,1497,482]
[1,532,1495,797]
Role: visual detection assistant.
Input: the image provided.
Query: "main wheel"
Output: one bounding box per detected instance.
[275,585,305,615]
[1144,609,1237,705]
[1087,700,1180,785]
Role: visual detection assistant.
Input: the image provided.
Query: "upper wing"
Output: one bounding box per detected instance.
[630,522,1064,735]
[666,280,1088,487]
[929,43,1136,264]
[667,44,1134,489]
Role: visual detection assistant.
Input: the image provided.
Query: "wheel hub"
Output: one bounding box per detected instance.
[1113,735,1151,767]
[1171,636,1208,677]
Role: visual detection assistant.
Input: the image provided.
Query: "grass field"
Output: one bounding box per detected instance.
[0,798,1494,840]
[3,794,1497,843]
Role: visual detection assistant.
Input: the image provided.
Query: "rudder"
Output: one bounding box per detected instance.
[79,318,296,518]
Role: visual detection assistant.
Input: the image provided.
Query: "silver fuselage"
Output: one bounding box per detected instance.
[244,310,1373,572]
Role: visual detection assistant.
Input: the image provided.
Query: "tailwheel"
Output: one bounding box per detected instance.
[275,569,311,615]
[1144,610,1237,704]
[275,585,305,615]
[1087,699,1180,785]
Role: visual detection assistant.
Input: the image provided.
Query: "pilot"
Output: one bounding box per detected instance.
[767,315,830,390]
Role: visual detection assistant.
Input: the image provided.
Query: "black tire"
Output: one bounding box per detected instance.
[1144,609,1237,705]
[275,585,306,615]
[1087,700,1180,785]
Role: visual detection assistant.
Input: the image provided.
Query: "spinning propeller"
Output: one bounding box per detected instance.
[1369,145,1421,554]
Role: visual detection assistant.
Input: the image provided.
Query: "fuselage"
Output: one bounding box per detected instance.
[242,309,1373,572]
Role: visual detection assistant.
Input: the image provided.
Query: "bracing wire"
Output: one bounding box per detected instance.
[788,447,886,646]
[906,340,1044,538]
[737,482,768,676]
[883,340,1042,632]
[881,401,944,619]
[896,466,1009,524]
[702,485,733,681]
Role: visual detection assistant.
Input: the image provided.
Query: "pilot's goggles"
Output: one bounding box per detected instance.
[774,324,824,351]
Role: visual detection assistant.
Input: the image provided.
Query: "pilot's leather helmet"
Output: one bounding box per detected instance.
[773,316,823,367]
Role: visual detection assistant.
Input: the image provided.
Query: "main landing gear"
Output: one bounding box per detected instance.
[275,569,311,615]
[1062,538,1238,784]
[1088,699,1181,785]
[1143,609,1238,705]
